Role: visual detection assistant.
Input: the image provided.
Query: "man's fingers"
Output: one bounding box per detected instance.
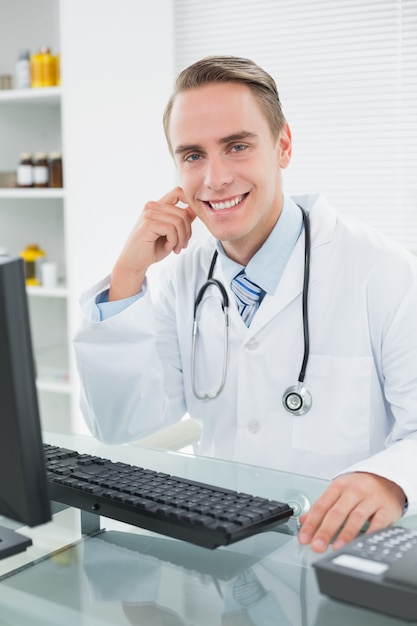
[185,203,197,222]
[158,186,187,205]
[158,186,196,227]
[143,197,194,254]
[298,473,406,553]
[158,186,194,215]
[330,501,375,550]
[299,478,371,552]
[365,503,401,535]
[110,187,196,300]
[298,482,345,547]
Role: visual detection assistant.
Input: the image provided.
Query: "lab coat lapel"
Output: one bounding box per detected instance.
[247,194,336,335]
[249,233,307,334]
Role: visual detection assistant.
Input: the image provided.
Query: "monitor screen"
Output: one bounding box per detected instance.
[0,256,51,558]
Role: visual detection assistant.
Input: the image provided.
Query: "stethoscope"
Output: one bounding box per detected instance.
[191,206,312,417]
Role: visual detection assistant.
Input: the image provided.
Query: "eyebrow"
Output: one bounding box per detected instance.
[174,131,258,156]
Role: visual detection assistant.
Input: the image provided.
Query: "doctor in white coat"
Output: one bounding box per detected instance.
[74,56,417,553]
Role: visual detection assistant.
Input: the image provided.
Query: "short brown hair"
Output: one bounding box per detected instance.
[163,55,286,154]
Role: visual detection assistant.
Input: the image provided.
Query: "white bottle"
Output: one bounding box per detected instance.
[15,50,31,89]
[17,152,33,187]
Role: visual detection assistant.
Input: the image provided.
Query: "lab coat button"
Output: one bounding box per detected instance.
[247,338,259,350]
[247,419,260,434]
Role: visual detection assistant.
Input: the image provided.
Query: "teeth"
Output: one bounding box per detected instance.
[209,195,244,211]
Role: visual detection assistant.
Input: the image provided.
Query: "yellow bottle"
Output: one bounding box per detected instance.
[19,244,46,285]
[30,47,56,88]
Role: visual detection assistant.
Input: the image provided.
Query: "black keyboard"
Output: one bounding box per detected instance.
[43,443,293,549]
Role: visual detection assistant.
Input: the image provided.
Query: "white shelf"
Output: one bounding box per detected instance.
[36,379,72,395]
[34,344,70,390]
[27,284,69,298]
[0,86,61,106]
[0,188,65,199]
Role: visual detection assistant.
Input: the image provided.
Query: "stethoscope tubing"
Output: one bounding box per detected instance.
[299,208,311,384]
[191,206,311,411]
[192,254,230,400]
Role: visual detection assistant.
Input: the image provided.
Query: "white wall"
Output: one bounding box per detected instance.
[59,0,175,432]
[60,0,175,294]
[0,0,59,78]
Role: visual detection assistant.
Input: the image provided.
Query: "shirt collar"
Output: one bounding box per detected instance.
[216,195,303,294]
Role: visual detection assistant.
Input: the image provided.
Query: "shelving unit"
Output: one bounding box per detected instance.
[0,6,72,434]
[0,0,175,436]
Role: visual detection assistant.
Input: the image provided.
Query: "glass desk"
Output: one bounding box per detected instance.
[0,432,415,626]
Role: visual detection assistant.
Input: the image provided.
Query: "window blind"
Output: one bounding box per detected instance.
[173,0,417,250]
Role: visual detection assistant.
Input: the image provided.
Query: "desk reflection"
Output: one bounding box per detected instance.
[2,520,404,625]
[80,524,318,626]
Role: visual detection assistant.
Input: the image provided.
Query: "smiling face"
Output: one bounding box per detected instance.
[168,82,292,264]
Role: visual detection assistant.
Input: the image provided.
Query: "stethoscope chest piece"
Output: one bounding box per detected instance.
[282,383,312,417]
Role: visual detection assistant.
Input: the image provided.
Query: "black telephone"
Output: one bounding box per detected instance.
[313,526,417,621]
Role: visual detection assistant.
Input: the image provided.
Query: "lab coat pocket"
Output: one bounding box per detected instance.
[291,355,372,455]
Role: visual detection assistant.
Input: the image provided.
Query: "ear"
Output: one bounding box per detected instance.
[277,122,292,169]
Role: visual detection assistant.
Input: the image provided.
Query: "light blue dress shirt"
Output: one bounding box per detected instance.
[216,195,303,295]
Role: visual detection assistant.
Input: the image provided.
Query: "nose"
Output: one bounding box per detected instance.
[204,156,233,191]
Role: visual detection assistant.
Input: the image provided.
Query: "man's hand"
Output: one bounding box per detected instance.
[109,187,196,301]
[298,472,406,553]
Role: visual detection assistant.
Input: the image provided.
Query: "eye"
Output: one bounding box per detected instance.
[230,143,247,153]
[184,153,202,162]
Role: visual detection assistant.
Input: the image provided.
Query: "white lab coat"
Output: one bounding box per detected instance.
[74,194,417,513]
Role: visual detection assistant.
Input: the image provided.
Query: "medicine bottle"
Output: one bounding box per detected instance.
[19,244,46,285]
[17,152,33,187]
[48,152,63,187]
[0,75,12,90]
[15,50,31,89]
[33,152,49,187]
[30,47,55,88]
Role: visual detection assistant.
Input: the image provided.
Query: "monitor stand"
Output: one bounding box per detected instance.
[0,524,32,560]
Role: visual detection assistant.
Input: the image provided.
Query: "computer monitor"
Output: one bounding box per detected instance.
[0,256,51,559]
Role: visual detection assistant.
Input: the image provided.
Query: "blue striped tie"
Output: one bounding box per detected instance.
[231,270,265,326]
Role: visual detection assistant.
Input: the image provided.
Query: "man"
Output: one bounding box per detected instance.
[75,56,417,553]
